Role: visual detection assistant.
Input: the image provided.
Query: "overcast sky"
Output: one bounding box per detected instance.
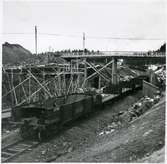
[2,0,166,53]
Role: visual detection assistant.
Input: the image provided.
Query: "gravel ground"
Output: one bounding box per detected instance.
[5,90,165,163]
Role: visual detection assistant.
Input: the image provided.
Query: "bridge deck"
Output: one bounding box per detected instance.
[62,51,165,59]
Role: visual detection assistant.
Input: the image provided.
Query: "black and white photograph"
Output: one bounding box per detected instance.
[1,0,166,163]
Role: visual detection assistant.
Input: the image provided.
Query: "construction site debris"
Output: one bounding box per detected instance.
[98,93,161,136]
[120,75,134,82]
[41,150,47,155]
[67,147,73,153]
[149,65,166,88]
[155,66,166,83]
[143,129,153,137]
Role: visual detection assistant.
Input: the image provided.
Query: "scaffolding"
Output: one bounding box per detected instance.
[2,58,119,110]
[2,62,85,109]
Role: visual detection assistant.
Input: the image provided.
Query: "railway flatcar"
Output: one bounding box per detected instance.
[11,93,102,141]
[103,75,149,94]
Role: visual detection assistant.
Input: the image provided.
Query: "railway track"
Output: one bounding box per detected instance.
[1,140,39,162]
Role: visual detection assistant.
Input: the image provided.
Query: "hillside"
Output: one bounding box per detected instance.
[157,43,166,52]
[2,42,33,65]
[2,42,67,66]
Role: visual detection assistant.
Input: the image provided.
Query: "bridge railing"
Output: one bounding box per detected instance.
[61,51,165,57]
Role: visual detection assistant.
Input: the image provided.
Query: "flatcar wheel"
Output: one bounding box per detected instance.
[20,125,31,139]
[37,130,46,142]
[38,131,42,142]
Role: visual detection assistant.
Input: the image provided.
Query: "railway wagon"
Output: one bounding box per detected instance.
[11,93,102,141]
[103,75,149,94]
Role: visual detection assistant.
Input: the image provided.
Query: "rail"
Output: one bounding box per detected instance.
[1,140,39,162]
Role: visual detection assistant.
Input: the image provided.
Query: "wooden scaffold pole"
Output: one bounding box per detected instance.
[11,69,18,105]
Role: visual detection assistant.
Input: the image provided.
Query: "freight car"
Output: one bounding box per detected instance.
[11,75,148,141]
[11,93,102,141]
[103,75,149,94]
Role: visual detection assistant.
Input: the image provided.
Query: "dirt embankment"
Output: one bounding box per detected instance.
[136,146,165,163]
[2,42,32,65]
[59,97,165,162]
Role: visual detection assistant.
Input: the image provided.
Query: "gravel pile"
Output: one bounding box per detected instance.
[155,66,166,83]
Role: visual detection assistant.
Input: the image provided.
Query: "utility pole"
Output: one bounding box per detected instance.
[35,26,37,55]
[83,32,85,52]
[83,32,87,86]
